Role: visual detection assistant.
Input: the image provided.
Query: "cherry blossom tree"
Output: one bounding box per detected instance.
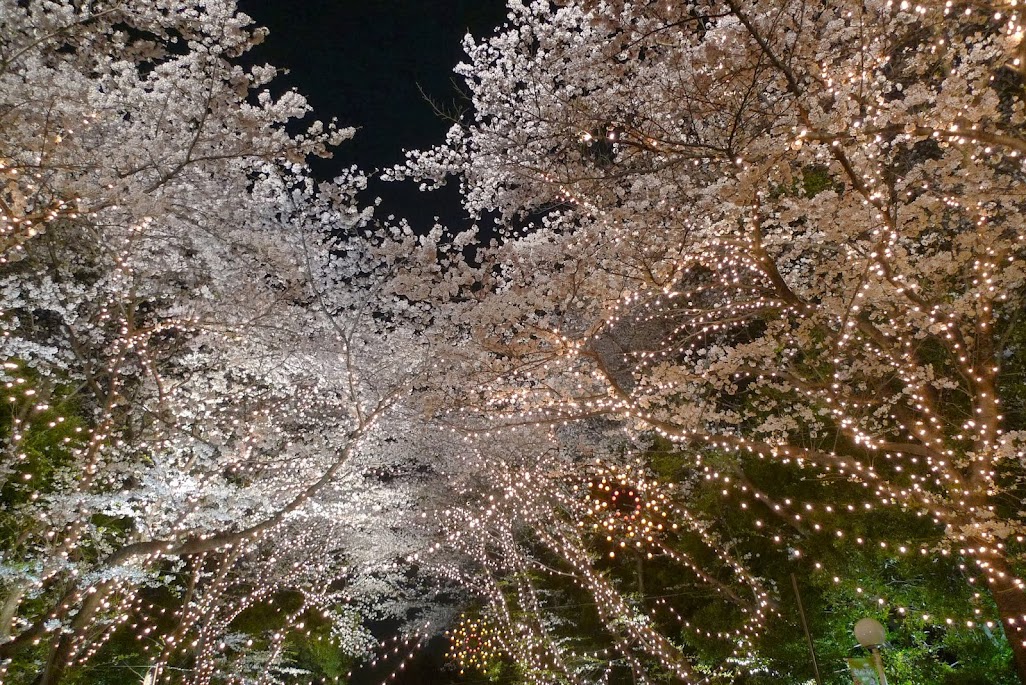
[398,0,1026,680]
[0,2,447,682]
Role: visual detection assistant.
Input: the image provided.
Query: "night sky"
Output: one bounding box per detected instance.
[236,2,508,682]
[238,0,508,231]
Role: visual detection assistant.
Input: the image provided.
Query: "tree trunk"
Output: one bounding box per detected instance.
[0,581,27,641]
[33,581,111,685]
[986,552,1026,684]
[34,634,71,685]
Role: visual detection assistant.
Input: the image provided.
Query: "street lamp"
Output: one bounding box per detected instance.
[854,617,888,685]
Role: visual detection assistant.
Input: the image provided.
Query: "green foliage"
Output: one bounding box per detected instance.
[800,165,837,198]
[0,361,89,514]
[230,591,306,635]
[282,619,353,682]
[671,442,1018,684]
[0,642,50,685]
[769,165,842,200]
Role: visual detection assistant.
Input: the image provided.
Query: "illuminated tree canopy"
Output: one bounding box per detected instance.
[396,0,1026,683]
[4,1,1026,684]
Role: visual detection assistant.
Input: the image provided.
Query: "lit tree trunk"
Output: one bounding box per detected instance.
[35,635,70,685]
[0,581,27,641]
[969,337,1025,682]
[34,581,111,685]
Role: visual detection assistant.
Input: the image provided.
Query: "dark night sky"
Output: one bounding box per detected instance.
[238,0,508,231]
[235,3,508,682]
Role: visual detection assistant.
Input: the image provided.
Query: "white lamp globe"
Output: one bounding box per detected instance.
[854,617,887,648]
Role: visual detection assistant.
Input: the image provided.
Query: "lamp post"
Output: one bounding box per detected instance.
[854,618,888,685]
